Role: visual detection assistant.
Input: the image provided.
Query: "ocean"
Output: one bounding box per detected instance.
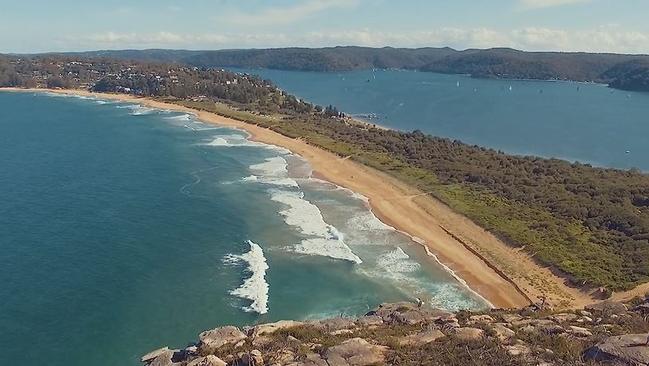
[235,68,649,171]
[0,91,486,366]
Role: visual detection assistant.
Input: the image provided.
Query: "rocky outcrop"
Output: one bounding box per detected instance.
[584,334,649,365]
[324,338,388,366]
[199,326,247,354]
[141,297,649,366]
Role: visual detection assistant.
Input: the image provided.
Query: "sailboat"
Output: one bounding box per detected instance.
[456,81,460,87]
[509,85,513,92]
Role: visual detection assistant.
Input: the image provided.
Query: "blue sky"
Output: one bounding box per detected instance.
[1,0,648,53]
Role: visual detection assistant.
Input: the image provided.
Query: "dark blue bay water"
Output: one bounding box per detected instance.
[236,68,649,171]
[0,91,485,366]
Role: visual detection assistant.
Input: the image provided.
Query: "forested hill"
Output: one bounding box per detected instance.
[66,46,649,91]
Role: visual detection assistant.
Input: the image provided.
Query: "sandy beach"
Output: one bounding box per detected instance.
[3,87,615,309]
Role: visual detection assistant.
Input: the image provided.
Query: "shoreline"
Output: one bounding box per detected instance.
[3,87,616,309]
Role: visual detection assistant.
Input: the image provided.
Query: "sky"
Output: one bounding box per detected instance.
[1,0,649,54]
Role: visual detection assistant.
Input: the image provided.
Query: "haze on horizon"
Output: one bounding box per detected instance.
[1,0,649,54]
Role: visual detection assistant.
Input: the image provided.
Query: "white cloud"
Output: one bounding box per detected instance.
[70,26,649,54]
[518,0,592,9]
[215,0,359,27]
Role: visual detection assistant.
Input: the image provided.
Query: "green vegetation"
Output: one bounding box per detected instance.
[3,54,649,291]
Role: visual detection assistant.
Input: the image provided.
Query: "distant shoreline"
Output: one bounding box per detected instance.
[9,86,645,310]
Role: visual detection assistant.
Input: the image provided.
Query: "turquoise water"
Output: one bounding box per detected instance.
[237,68,649,171]
[0,91,485,366]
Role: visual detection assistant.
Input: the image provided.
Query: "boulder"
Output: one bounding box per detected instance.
[272,349,296,365]
[633,303,649,316]
[398,329,446,346]
[501,313,523,323]
[371,302,453,325]
[199,326,247,352]
[537,324,566,335]
[468,314,494,325]
[251,335,273,348]
[148,350,179,366]
[237,350,264,366]
[585,301,628,315]
[506,344,531,357]
[454,327,485,342]
[568,326,592,338]
[254,320,304,336]
[547,313,578,323]
[287,353,328,366]
[491,324,516,342]
[324,338,388,366]
[511,318,555,328]
[579,310,593,317]
[142,347,171,364]
[187,355,227,366]
[356,315,383,327]
[583,333,649,365]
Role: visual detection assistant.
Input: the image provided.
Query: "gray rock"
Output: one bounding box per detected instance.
[501,313,523,323]
[324,338,388,366]
[633,303,649,316]
[371,302,452,325]
[148,350,179,366]
[585,301,628,315]
[454,327,485,341]
[290,353,329,366]
[141,347,171,363]
[272,349,296,365]
[584,333,649,365]
[491,324,515,342]
[568,325,593,338]
[506,344,531,356]
[547,313,578,323]
[254,320,304,336]
[577,316,593,323]
[468,314,494,325]
[237,350,264,366]
[199,326,247,352]
[251,335,273,348]
[579,310,593,317]
[398,329,446,346]
[187,355,227,366]
[356,315,383,327]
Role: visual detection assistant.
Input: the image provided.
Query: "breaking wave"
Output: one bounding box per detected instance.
[224,240,270,314]
[204,134,291,154]
[270,190,362,264]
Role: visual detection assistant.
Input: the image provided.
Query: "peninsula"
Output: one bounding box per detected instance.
[2,54,649,310]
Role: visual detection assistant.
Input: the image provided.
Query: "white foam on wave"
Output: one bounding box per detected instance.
[270,190,362,264]
[376,248,421,273]
[305,177,371,203]
[242,157,299,187]
[224,240,270,314]
[115,103,162,115]
[43,92,94,100]
[347,212,395,232]
[250,156,289,176]
[166,113,193,121]
[204,134,291,154]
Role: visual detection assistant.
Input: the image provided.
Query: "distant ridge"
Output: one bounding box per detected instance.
[58,46,649,92]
